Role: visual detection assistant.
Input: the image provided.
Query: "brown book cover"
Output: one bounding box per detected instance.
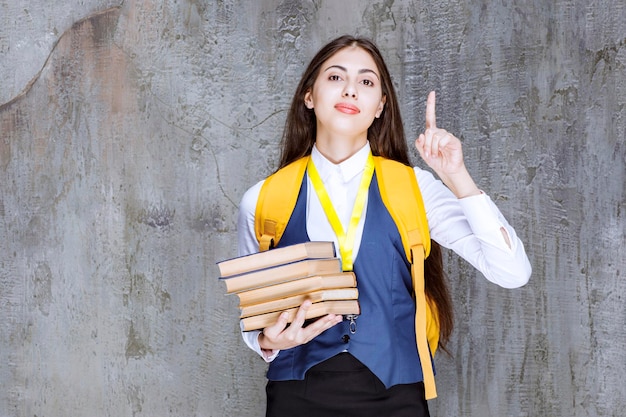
[236,272,357,307]
[240,300,361,331]
[220,258,342,293]
[217,241,336,278]
[240,288,359,318]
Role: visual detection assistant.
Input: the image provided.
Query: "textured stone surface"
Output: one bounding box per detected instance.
[1,1,624,416]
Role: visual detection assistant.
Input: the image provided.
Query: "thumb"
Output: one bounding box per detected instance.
[415,134,427,158]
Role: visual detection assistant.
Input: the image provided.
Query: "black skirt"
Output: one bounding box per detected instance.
[265,353,430,417]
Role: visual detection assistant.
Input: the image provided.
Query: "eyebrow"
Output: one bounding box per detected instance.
[323,65,380,80]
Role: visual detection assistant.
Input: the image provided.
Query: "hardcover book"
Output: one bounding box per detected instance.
[220,257,342,293]
[217,241,336,278]
[240,287,359,318]
[236,272,356,306]
[239,300,361,331]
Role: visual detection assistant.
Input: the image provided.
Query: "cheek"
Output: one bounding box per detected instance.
[366,96,385,115]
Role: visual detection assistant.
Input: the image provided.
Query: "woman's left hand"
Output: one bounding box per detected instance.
[415,91,480,199]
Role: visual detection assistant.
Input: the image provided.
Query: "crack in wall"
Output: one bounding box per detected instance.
[0,5,124,111]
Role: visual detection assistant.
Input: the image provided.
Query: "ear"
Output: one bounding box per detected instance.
[304,89,314,109]
[375,95,386,118]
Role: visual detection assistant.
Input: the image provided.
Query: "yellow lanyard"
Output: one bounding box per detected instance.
[307,152,375,271]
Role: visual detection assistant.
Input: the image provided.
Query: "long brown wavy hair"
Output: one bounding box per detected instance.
[277,35,453,352]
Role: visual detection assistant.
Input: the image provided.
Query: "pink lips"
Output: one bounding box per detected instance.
[334,103,360,114]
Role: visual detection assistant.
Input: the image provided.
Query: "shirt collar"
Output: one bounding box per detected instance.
[311,142,371,183]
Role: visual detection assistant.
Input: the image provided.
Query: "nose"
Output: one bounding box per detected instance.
[342,83,357,99]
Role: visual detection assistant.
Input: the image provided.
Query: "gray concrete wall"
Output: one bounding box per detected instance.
[1,1,624,416]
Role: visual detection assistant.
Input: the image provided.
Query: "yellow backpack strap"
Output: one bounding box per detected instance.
[255,157,309,252]
[373,156,438,400]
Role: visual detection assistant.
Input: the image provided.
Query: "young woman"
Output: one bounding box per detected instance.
[237,35,531,417]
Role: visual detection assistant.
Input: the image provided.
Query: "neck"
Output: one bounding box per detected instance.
[315,134,368,164]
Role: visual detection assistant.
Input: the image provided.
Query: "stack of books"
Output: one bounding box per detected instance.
[217,241,360,331]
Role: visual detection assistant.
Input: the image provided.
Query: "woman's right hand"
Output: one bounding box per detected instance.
[258,300,343,352]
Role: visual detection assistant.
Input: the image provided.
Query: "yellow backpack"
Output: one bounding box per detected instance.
[254,155,440,400]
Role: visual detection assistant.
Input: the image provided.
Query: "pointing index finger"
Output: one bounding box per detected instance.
[425,90,437,130]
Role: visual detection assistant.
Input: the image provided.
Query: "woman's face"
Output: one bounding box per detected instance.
[304,46,386,142]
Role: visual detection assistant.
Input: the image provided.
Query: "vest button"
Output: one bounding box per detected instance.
[342,334,350,343]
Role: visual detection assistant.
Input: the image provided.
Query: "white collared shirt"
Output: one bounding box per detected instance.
[236,142,531,359]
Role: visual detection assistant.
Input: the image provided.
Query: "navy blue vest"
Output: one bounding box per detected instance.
[268,173,432,388]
